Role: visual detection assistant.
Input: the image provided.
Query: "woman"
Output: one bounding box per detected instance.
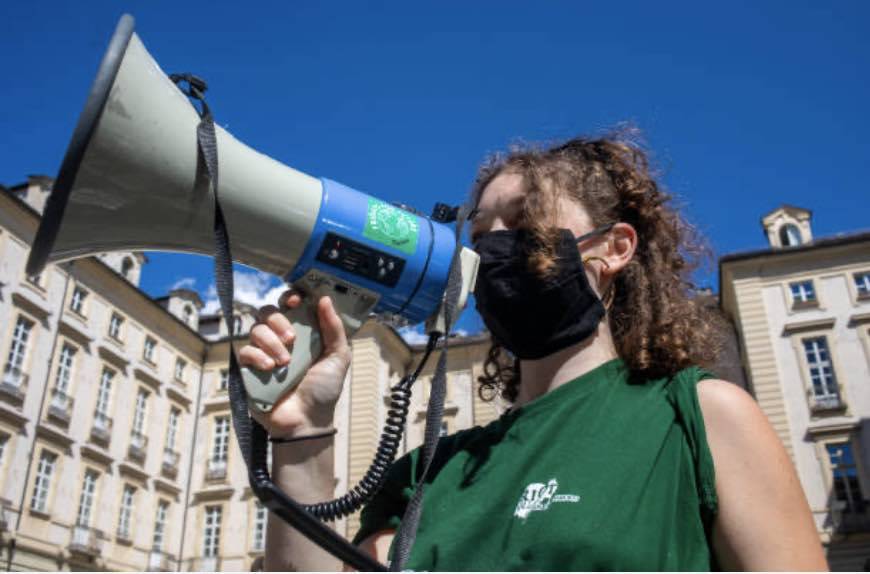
[240,133,827,571]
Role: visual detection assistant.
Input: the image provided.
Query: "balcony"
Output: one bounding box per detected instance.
[69,524,102,556]
[831,500,870,533]
[0,365,28,404]
[90,412,113,445]
[199,556,219,572]
[148,550,173,571]
[206,458,227,481]
[47,389,74,424]
[128,431,148,462]
[809,392,846,414]
[162,448,180,478]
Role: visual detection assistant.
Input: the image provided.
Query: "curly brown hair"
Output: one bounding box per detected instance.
[474,129,725,402]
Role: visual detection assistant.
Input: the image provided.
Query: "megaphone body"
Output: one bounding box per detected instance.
[26,15,478,412]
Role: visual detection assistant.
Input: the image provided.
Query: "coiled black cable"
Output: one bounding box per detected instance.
[303,332,440,521]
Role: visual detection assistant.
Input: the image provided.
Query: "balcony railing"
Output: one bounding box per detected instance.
[148,550,173,571]
[206,458,227,481]
[48,389,74,423]
[810,392,845,413]
[0,365,28,403]
[91,411,113,444]
[69,524,102,555]
[162,448,180,478]
[831,499,870,533]
[199,555,219,572]
[128,431,148,462]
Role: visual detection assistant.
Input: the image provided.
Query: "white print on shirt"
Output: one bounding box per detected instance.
[514,478,580,520]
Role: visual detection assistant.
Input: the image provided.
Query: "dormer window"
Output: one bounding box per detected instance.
[183,305,194,326]
[121,257,134,278]
[779,224,802,247]
[790,280,818,309]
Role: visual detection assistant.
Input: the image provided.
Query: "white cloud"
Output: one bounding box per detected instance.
[200,270,286,315]
[398,326,471,345]
[398,326,430,345]
[170,277,196,290]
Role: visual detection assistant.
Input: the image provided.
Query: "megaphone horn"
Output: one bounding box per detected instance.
[26,14,479,412]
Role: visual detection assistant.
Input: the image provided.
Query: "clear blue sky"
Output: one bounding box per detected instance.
[2,1,868,336]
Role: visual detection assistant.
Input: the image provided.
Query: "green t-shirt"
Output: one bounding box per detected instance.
[353,359,719,571]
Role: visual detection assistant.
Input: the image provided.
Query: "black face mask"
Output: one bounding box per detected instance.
[472,225,612,360]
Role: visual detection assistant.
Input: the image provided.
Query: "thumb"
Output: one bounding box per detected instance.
[317,295,350,357]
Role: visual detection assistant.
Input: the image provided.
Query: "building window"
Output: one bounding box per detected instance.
[166,407,180,452]
[439,420,449,437]
[30,450,57,513]
[132,389,149,437]
[108,312,124,341]
[174,358,186,383]
[143,336,157,363]
[827,443,865,513]
[219,370,228,392]
[790,280,817,307]
[75,469,99,527]
[252,502,266,552]
[95,367,114,426]
[233,315,243,335]
[117,484,135,539]
[0,434,8,466]
[212,416,230,466]
[121,257,134,278]
[26,271,43,287]
[803,337,841,410]
[203,505,222,557]
[779,223,802,247]
[855,272,870,299]
[4,315,34,387]
[153,500,169,552]
[70,286,88,315]
[54,343,76,395]
[183,305,194,326]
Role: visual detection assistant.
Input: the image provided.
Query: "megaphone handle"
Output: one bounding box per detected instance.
[242,271,379,413]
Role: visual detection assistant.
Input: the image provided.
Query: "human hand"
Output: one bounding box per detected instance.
[238,291,351,438]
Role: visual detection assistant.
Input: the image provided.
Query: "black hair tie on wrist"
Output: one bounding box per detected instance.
[269,428,337,443]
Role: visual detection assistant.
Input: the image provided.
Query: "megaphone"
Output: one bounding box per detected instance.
[26,14,478,412]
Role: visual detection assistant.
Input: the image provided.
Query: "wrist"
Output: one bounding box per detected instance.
[270,417,335,441]
[270,427,337,444]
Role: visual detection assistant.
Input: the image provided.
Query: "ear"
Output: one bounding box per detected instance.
[600,222,637,278]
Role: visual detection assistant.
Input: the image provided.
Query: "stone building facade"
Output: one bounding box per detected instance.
[0,176,496,571]
[720,205,870,570]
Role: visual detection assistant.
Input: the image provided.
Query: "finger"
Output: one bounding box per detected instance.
[317,295,349,355]
[278,289,303,310]
[257,305,295,345]
[238,345,276,371]
[249,324,291,365]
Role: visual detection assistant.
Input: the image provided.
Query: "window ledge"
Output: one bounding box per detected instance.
[782,317,836,335]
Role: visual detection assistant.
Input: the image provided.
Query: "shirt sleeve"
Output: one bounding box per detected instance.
[667,365,719,532]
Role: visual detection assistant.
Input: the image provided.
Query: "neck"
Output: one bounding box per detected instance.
[514,321,619,408]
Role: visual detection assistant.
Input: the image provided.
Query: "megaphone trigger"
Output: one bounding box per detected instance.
[241,269,379,413]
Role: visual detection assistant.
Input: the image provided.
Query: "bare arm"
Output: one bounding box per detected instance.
[698,379,828,571]
[265,436,342,571]
[241,292,368,571]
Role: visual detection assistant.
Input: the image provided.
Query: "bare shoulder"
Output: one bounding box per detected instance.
[695,378,768,432]
[694,378,828,570]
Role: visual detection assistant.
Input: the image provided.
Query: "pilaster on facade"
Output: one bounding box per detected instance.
[730,276,795,459]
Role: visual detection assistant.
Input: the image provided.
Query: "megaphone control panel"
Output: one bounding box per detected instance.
[316,232,405,287]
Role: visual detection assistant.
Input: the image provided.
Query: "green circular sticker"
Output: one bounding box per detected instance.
[364,199,419,254]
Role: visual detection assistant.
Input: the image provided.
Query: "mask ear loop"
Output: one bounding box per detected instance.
[582,255,616,311]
